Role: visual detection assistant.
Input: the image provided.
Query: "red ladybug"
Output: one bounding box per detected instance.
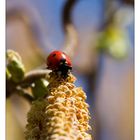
[46,51,72,76]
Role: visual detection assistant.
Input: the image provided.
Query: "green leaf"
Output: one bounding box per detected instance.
[31,79,49,99]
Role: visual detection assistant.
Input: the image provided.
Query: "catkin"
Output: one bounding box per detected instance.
[25,72,92,140]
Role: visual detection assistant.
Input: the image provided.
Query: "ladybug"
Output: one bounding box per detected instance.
[46,51,72,76]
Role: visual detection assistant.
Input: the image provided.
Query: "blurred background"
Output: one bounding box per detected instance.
[6,0,134,140]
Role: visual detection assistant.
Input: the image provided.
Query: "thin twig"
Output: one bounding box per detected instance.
[19,69,51,88]
[123,0,134,5]
[16,88,34,103]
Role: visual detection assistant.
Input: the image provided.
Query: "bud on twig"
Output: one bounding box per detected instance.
[6,50,25,83]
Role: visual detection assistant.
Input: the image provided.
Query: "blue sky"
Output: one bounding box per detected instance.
[31,0,105,50]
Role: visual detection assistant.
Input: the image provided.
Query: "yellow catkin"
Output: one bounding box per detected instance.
[25,72,92,140]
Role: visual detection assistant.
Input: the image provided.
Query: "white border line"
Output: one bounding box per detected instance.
[0,0,5,139]
[135,0,140,140]
[0,1,136,140]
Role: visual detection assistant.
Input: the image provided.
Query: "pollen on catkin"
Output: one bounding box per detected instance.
[25,72,92,140]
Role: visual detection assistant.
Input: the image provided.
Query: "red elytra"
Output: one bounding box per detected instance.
[46,51,72,70]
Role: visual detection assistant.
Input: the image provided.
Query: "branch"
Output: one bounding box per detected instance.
[62,0,79,58]
[62,0,79,30]
[6,69,50,100]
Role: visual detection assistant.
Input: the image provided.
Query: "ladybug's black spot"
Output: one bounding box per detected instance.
[52,54,56,57]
